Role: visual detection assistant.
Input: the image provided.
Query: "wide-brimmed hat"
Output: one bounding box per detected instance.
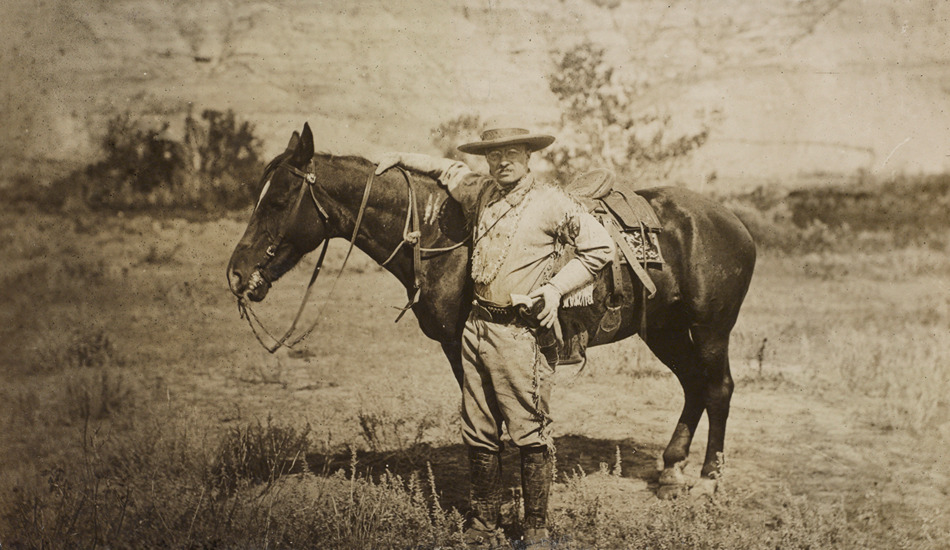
[457,126,556,155]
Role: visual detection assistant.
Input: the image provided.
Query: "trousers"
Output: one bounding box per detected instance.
[460,310,555,451]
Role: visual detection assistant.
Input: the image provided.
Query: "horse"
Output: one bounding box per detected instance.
[227,123,756,498]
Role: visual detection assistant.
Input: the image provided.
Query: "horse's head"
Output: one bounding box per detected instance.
[227,123,327,301]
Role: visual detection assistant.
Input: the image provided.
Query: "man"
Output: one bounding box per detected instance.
[375,124,614,548]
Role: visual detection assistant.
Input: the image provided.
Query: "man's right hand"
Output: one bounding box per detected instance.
[527,283,563,329]
[374,152,458,178]
[374,153,404,175]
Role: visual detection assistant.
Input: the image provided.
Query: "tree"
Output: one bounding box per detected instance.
[543,41,711,185]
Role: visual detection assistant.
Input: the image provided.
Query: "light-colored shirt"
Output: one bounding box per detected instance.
[440,162,614,306]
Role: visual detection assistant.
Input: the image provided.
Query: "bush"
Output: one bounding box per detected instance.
[62,369,133,423]
[183,108,263,210]
[209,416,312,495]
[430,113,483,162]
[725,173,950,254]
[46,108,263,212]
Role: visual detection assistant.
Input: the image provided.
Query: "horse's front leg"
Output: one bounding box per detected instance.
[441,339,464,390]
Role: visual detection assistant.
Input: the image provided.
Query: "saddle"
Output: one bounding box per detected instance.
[556,169,664,365]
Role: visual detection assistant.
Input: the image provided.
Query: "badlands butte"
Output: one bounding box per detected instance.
[2,0,949,189]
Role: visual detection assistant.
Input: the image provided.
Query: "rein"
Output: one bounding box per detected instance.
[239,160,467,352]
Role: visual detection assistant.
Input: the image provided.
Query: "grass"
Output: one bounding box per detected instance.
[2,414,466,549]
[210,416,312,495]
[1,192,949,548]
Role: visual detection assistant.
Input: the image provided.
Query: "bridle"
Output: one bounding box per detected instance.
[238,157,468,353]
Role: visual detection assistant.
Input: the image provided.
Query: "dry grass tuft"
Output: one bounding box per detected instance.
[209,416,312,495]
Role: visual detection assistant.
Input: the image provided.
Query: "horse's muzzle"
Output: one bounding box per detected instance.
[228,265,271,301]
[246,271,270,298]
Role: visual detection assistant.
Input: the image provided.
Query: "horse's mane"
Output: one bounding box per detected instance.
[261,149,444,198]
[314,152,373,167]
[314,152,443,190]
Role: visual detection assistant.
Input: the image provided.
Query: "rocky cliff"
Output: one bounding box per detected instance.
[2,0,948,189]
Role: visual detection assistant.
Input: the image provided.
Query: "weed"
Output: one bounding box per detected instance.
[209,416,312,495]
[37,326,123,373]
[355,387,456,454]
[1,413,467,549]
[831,326,950,432]
[237,353,289,387]
[66,328,121,369]
[357,407,442,455]
[62,368,133,423]
[11,389,41,426]
[549,467,938,549]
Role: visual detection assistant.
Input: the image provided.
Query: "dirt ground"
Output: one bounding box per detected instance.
[1,207,948,547]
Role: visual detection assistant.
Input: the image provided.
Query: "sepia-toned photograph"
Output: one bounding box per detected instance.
[1,1,948,548]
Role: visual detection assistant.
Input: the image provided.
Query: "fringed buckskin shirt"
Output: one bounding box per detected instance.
[440,162,614,306]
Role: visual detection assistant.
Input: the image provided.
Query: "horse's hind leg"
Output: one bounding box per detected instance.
[645,327,706,499]
[690,325,734,497]
[647,323,735,498]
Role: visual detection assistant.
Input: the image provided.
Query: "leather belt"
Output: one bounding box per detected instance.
[471,300,520,325]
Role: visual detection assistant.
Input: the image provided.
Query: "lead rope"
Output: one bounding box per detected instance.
[239,237,330,353]
[279,169,379,348]
[394,168,423,321]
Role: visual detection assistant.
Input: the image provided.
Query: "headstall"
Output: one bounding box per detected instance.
[239,160,468,353]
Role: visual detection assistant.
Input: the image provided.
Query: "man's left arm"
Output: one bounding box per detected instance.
[530,210,614,328]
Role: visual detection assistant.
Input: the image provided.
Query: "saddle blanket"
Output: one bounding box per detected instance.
[616,227,663,265]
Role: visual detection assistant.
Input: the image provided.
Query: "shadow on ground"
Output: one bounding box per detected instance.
[306,434,662,513]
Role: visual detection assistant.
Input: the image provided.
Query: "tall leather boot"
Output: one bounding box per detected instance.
[464,447,503,547]
[520,445,554,548]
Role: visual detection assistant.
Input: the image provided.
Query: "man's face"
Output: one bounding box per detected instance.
[486,145,529,186]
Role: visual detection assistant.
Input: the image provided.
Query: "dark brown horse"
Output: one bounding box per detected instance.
[227,123,756,497]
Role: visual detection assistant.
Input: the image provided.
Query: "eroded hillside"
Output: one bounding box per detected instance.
[2,0,949,187]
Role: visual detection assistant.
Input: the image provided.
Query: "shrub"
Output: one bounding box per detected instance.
[234,465,465,549]
[34,327,124,375]
[47,108,263,212]
[209,416,312,495]
[355,389,457,455]
[726,173,950,254]
[183,108,263,210]
[549,466,934,549]
[66,370,131,421]
[430,113,483,162]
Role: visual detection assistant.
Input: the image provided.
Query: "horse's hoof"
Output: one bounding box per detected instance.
[689,477,718,500]
[657,461,688,486]
[656,483,689,500]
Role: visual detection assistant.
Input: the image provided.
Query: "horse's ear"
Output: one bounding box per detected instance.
[291,123,315,165]
[285,131,300,152]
